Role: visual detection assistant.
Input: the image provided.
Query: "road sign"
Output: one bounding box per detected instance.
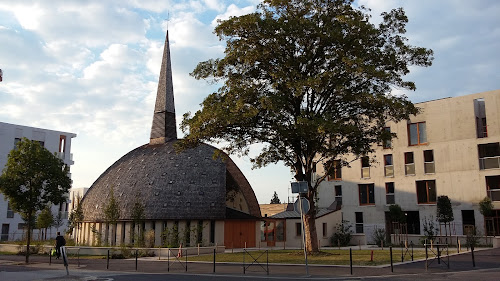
[291,181,308,194]
[294,197,310,213]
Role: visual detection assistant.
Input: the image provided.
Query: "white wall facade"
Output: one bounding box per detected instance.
[316,89,500,244]
[0,121,76,241]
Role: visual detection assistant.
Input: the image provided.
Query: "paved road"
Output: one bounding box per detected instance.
[1,247,500,280]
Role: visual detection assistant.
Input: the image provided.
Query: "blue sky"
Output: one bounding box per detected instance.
[0,0,499,204]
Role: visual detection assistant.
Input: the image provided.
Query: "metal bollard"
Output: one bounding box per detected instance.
[390,246,393,273]
[135,249,138,271]
[107,249,110,269]
[471,245,475,267]
[213,248,216,273]
[411,242,414,261]
[185,249,188,272]
[350,248,353,275]
[49,248,52,265]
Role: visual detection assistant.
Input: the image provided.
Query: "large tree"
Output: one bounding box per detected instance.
[179,0,433,253]
[0,138,71,262]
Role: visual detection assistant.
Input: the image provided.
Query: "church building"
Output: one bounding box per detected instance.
[78,31,261,248]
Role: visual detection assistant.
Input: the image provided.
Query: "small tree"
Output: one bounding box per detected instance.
[389,204,406,223]
[67,195,84,244]
[270,191,281,204]
[479,197,494,241]
[36,206,54,240]
[0,138,71,263]
[52,211,64,233]
[104,187,120,246]
[436,195,454,243]
[330,220,353,247]
[131,197,145,246]
[421,216,437,245]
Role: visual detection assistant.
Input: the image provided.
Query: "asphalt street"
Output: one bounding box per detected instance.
[1,247,500,280]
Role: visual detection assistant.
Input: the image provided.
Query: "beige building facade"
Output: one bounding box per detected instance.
[315,89,500,244]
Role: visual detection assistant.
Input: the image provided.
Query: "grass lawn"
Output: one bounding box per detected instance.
[188,249,428,266]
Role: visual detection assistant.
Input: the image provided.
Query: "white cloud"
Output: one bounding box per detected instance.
[211,4,255,26]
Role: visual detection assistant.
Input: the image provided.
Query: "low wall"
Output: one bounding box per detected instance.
[0,244,225,256]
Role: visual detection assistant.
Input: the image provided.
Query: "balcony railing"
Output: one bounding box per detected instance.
[405,163,415,175]
[480,156,500,169]
[487,189,500,201]
[384,165,394,177]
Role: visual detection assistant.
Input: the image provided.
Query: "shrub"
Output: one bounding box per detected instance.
[372,228,386,247]
[420,216,437,245]
[330,220,352,247]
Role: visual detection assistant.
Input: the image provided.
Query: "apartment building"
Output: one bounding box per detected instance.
[316,89,500,244]
[0,121,76,241]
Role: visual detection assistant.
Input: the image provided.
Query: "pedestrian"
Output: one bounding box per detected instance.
[55,232,66,259]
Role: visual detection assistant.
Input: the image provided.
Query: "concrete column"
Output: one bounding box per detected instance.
[155,221,163,247]
[215,220,224,247]
[115,222,123,246]
[124,222,132,246]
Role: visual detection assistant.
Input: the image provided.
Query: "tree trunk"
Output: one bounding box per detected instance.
[26,214,32,264]
[304,213,319,253]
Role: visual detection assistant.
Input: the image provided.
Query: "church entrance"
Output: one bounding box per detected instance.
[224,220,256,248]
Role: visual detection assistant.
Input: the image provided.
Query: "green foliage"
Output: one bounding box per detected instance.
[372,228,387,247]
[36,206,54,230]
[179,0,432,253]
[67,195,84,235]
[90,224,102,247]
[330,220,353,247]
[0,138,71,262]
[479,197,493,217]
[161,224,180,248]
[465,227,481,248]
[104,187,120,224]
[389,204,406,223]
[270,191,281,204]
[436,195,454,223]
[53,211,64,232]
[420,216,437,245]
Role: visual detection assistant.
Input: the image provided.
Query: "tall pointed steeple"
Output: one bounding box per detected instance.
[150,30,177,145]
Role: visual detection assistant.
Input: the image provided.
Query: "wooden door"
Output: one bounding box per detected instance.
[224,220,256,248]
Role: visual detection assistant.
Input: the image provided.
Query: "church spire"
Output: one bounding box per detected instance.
[150,30,177,145]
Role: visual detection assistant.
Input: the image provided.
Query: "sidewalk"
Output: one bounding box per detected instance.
[0,247,499,280]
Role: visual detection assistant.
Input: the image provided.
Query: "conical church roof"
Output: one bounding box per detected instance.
[80,30,261,222]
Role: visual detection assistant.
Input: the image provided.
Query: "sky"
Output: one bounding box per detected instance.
[0,0,499,205]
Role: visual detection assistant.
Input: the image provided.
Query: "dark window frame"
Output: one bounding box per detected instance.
[358,183,375,205]
[416,180,437,204]
[385,182,395,205]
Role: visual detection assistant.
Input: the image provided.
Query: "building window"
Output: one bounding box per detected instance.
[406,211,421,234]
[486,176,500,201]
[386,182,395,205]
[384,154,394,177]
[416,180,436,204]
[1,224,9,241]
[462,210,475,235]
[404,152,415,175]
[358,183,375,205]
[17,223,26,230]
[295,223,301,236]
[474,98,487,138]
[355,212,363,233]
[424,150,435,174]
[361,156,370,178]
[335,185,342,204]
[6,203,14,218]
[478,143,500,169]
[322,223,327,237]
[383,127,391,149]
[408,122,427,146]
[13,138,21,149]
[327,160,342,181]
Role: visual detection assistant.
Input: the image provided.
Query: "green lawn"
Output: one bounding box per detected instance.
[188,249,428,266]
